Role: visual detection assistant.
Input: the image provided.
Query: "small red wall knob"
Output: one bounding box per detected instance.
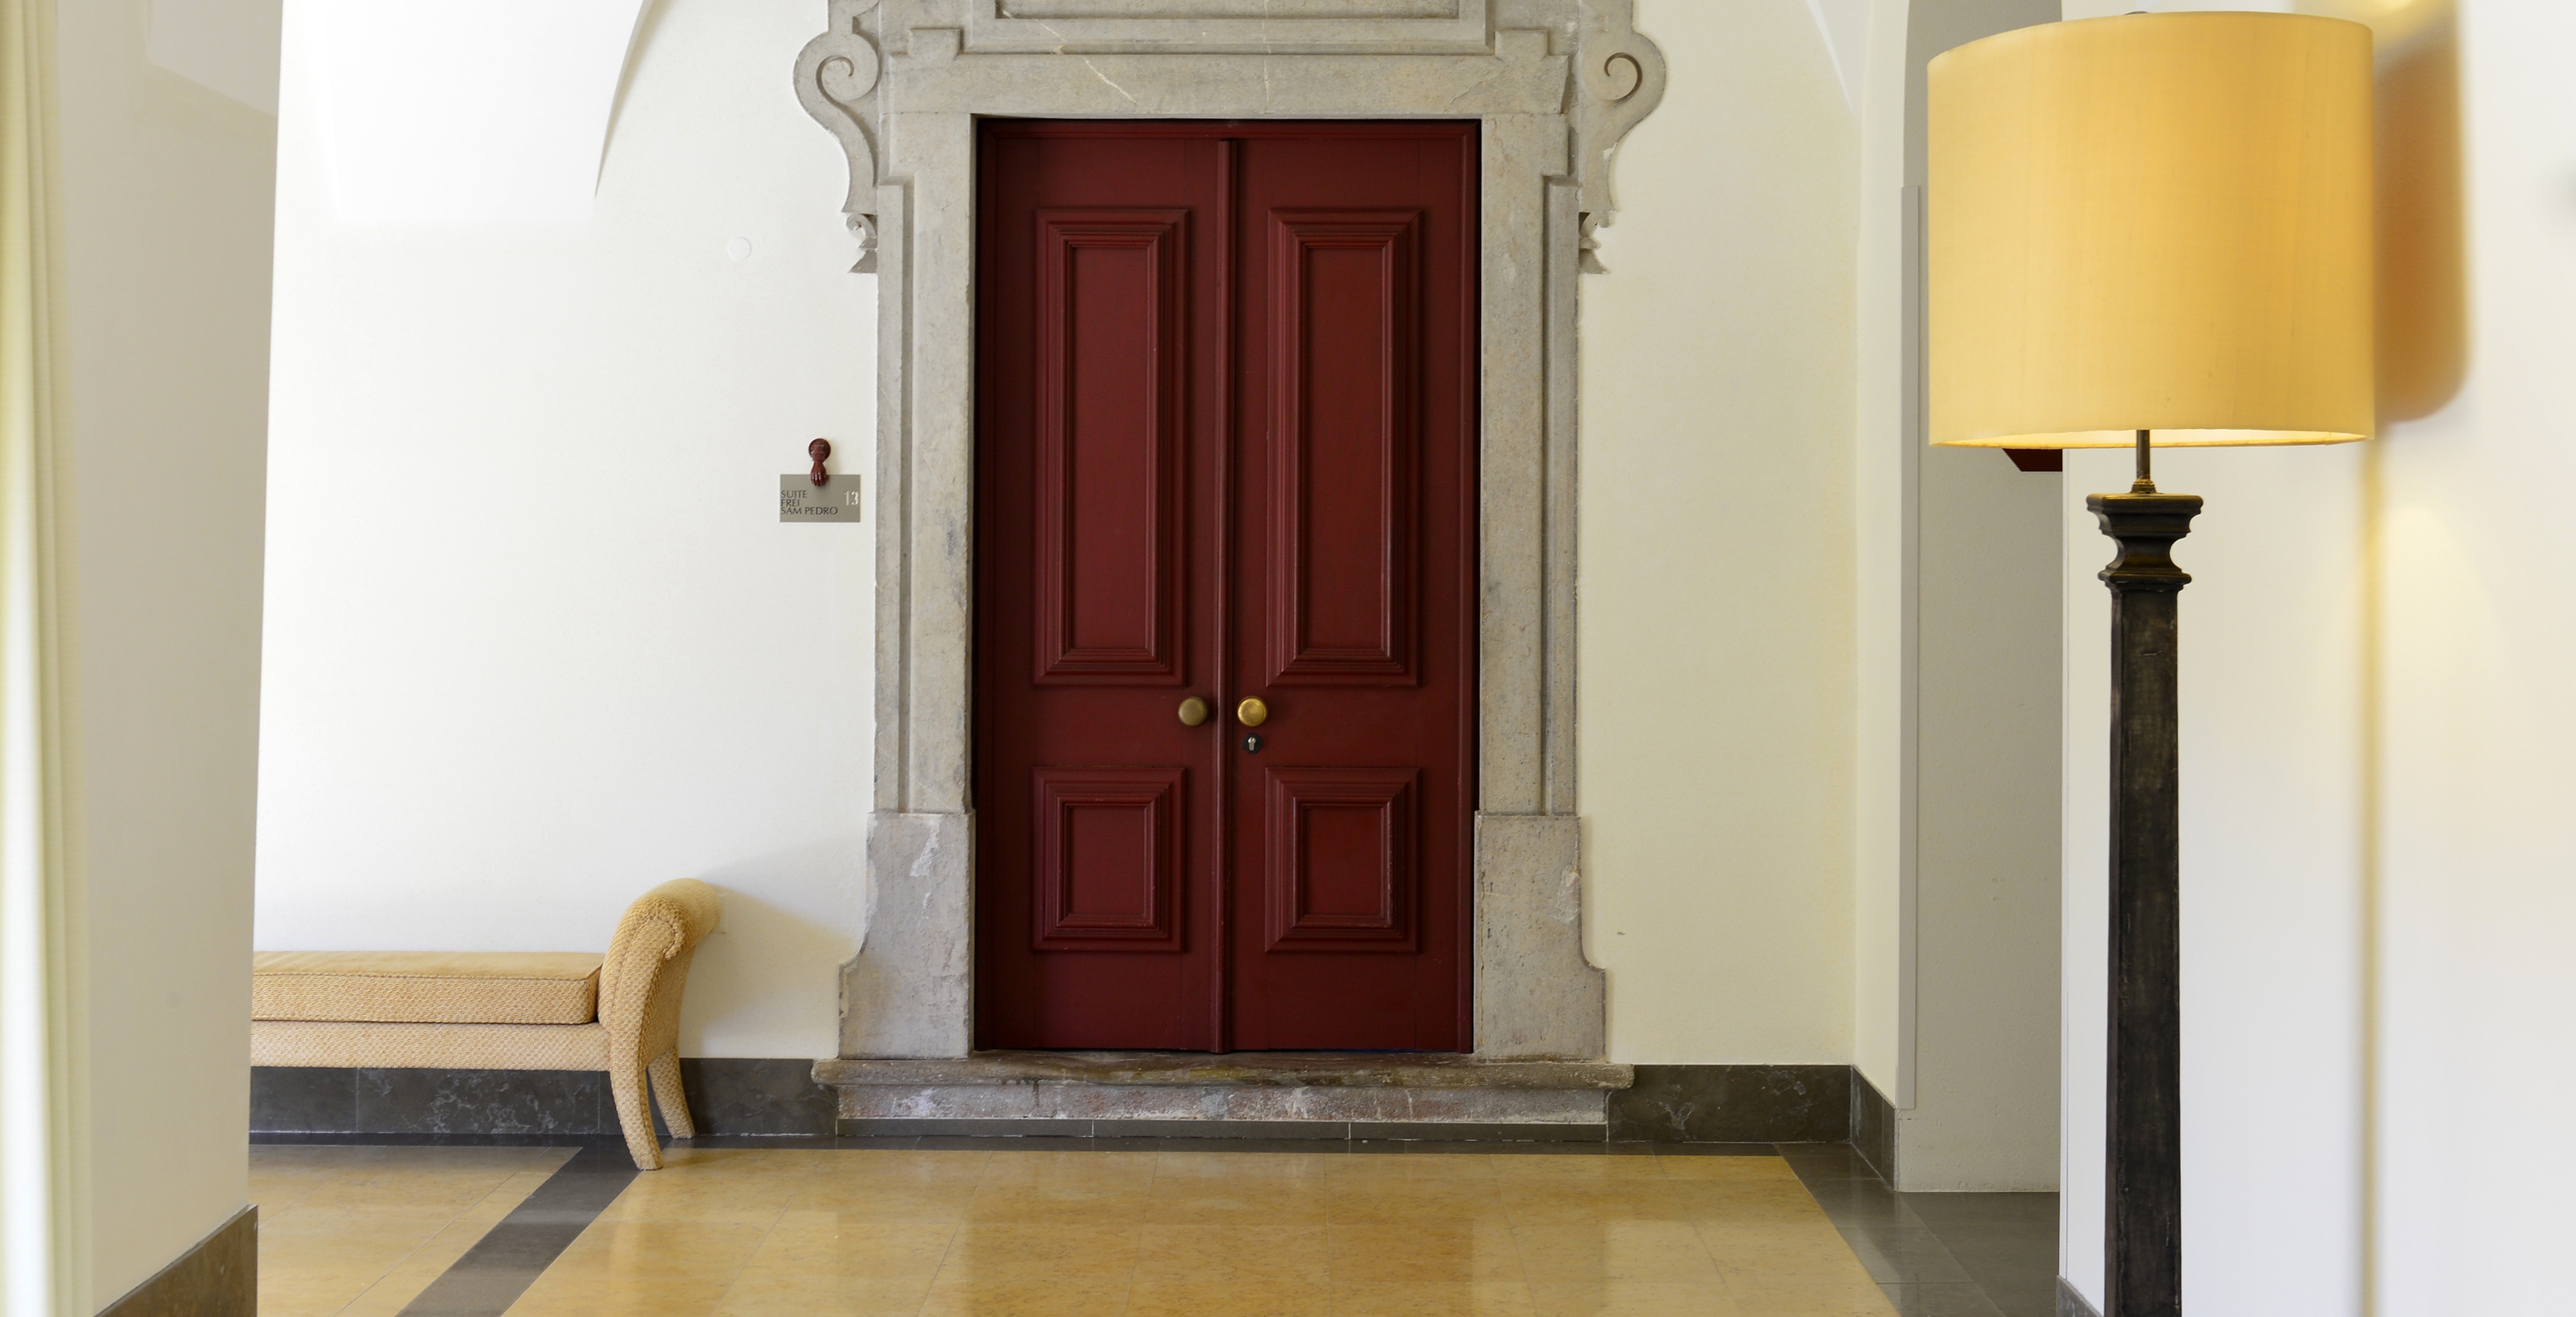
[808,438,832,486]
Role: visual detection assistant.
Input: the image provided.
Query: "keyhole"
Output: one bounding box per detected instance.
[1242,734,1264,754]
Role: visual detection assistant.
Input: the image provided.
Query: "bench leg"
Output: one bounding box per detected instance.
[612,1061,662,1171]
[649,1051,695,1139]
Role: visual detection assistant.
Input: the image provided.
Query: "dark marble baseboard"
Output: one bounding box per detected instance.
[251,1060,837,1138]
[2057,1277,2101,1317]
[99,1204,255,1317]
[1605,1064,1852,1143]
[1851,1068,1896,1183]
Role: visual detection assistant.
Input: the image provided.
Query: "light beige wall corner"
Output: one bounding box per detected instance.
[49,0,274,1300]
[1852,0,1915,1118]
[1854,0,2062,1193]
[1581,0,1860,1063]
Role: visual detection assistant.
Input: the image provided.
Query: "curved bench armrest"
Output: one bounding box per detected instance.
[599,879,721,1081]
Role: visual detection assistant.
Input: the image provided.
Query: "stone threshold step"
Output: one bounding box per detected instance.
[812,1051,1632,1090]
[812,1051,1634,1125]
[837,1117,1611,1143]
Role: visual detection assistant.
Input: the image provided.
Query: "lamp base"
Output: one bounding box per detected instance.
[2089,490,2201,1317]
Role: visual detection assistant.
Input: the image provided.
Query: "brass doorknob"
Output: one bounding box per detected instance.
[1236,698,1269,727]
[1178,697,1210,727]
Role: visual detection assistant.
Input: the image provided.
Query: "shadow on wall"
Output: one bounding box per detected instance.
[675,846,862,1056]
[2301,0,2466,422]
[2291,2,2463,1309]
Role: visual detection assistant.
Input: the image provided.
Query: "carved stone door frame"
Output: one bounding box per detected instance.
[795,0,1665,1061]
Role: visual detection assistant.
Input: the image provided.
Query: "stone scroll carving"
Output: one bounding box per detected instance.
[793,0,885,273]
[1572,0,1667,273]
[793,0,1666,276]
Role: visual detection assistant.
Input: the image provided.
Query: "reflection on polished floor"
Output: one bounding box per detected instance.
[254,1141,1916,1316]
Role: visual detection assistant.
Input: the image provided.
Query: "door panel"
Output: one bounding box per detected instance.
[1262,766,1418,952]
[976,121,1476,1052]
[1266,209,1420,684]
[1034,210,1188,681]
[1032,767,1188,950]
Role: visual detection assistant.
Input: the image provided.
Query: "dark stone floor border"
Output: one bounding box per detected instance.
[393,1142,639,1316]
[98,1205,256,1317]
[1780,1142,2062,1317]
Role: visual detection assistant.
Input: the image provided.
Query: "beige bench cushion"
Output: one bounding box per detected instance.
[251,1020,610,1071]
[253,952,603,1025]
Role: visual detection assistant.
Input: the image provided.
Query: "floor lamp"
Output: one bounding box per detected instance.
[1925,13,2374,1316]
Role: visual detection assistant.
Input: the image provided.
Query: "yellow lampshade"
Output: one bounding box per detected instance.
[1928,12,2376,449]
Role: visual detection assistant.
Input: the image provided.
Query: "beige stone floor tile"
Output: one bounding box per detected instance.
[1510,1222,1724,1284]
[250,1149,559,1227]
[256,1269,389,1317]
[593,1171,803,1228]
[1134,1223,1332,1285]
[959,1182,1152,1224]
[1155,1149,1339,1182]
[503,1221,768,1316]
[1482,1154,1667,1183]
[1142,1178,1329,1226]
[934,1222,1141,1283]
[816,1150,993,1185]
[744,1212,955,1279]
[710,1273,936,1316]
[1125,1280,1333,1317]
[791,1181,981,1222]
[1325,1218,1523,1283]
[1653,1154,1801,1183]
[1315,1152,1500,1182]
[1325,1178,1517,1223]
[978,1149,1158,1188]
[1717,1278,1898,1315]
[916,1276,1129,1316]
[281,1168,542,1214]
[256,1206,466,1315]
[1330,1280,1539,1315]
[655,1146,842,1177]
[1499,1181,1749,1227]
[1525,1280,1745,1316]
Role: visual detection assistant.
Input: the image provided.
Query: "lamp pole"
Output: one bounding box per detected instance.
[2088,430,2198,1316]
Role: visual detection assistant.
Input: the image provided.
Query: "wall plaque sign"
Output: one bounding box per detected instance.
[781,475,862,522]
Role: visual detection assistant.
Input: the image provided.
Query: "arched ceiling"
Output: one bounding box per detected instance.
[300,0,653,225]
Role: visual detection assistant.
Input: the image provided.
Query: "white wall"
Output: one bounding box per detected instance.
[2052,0,2576,1310]
[1580,0,1861,1063]
[256,0,874,1058]
[1852,0,2063,1191]
[2367,1,2574,1308]
[51,0,276,1300]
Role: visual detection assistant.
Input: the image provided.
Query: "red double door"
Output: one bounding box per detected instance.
[973,120,1479,1051]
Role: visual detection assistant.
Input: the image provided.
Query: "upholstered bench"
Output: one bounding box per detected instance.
[252,879,721,1169]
